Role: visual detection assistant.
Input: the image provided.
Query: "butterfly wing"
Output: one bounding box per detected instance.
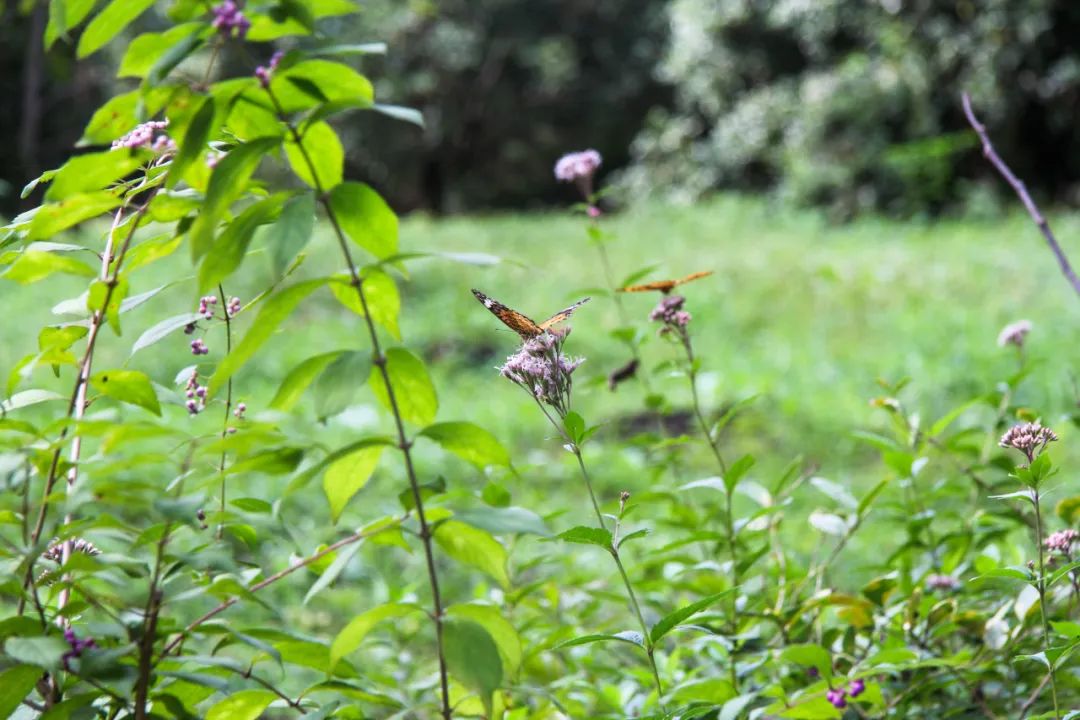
[472,289,543,339]
[619,270,713,293]
[673,270,713,287]
[538,296,591,332]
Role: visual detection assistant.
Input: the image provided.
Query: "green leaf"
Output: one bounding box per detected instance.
[443,618,503,715]
[267,192,316,276]
[80,90,139,144]
[330,603,420,670]
[270,60,374,113]
[130,312,202,356]
[119,23,203,78]
[312,351,372,420]
[3,251,96,284]
[28,192,123,240]
[563,411,585,445]
[557,525,613,550]
[167,96,216,189]
[227,447,304,476]
[303,538,364,605]
[312,43,387,57]
[454,507,550,537]
[270,350,345,411]
[723,453,755,493]
[556,631,644,649]
[434,520,510,589]
[329,271,401,338]
[780,643,833,680]
[286,121,343,190]
[650,590,735,644]
[0,665,42,719]
[205,689,276,720]
[286,437,393,493]
[44,151,145,201]
[3,635,68,669]
[447,604,522,676]
[368,348,437,426]
[328,182,398,259]
[323,445,383,522]
[146,29,204,86]
[419,422,510,468]
[46,0,96,48]
[198,194,283,292]
[208,278,326,397]
[189,137,281,261]
[0,389,65,413]
[77,0,155,57]
[371,103,425,128]
[90,369,161,415]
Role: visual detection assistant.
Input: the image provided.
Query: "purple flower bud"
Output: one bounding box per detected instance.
[190,339,209,356]
[826,688,847,709]
[211,1,249,38]
[848,679,865,698]
[587,205,602,218]
[184,322,197,335]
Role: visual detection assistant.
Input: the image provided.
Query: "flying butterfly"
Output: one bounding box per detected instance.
[471,289,590,340]
[618,270,714,294]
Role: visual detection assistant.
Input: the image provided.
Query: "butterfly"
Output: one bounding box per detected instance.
[471,289,590,340]
[618,270,713,294]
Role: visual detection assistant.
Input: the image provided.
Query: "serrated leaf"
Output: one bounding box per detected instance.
[557,525,613,549]
[650,590,734,644]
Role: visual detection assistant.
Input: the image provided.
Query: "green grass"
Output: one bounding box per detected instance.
[4,194,1080,576]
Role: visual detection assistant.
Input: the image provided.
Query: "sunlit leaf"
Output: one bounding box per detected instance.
[419,422,510,468]
[368,348,437,426]
[435,520,510,589]
[323,445,383,521]
[90,369,161,415]
[328,182,398,259]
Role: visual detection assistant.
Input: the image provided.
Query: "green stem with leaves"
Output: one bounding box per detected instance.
[1032,487,1061,718]
[215,283,234,540]
[265,87,452,720]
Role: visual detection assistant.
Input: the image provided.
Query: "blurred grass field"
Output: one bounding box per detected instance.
[5,194,1080,570]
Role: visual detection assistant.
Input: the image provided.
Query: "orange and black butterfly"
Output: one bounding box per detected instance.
[472,289,590,340]
[618,270,713,294]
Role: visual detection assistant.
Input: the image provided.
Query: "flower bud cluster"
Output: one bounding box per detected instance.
[212,1,250,38]
[111,120,176,155]
[999,422,1058,462]
[185,372,207,415]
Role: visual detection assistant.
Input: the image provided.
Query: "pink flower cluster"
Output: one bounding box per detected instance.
[826,678,865,709]
[233,402,247,419]
[198,295,217,320]
[190,338,209,356]
[185,372,207,414]
[499,332,584,418]
[111,120,176,154]
[212,1,250,38]
[999,421,1058,463]
[997,319,1032,348]
[1045,529,1079,554]
[256,50,285,87]
[227,296,242,317]
[650,294,692,333]
[554,150,602,183]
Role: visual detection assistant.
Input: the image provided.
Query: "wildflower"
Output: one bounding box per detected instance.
[110,120,174,155]
[826,688,847,709]
[498,331,584,419]
[227,296,242,317]
[997,319,1032,348]
[926,573,961,592]
[211,0,250,39]
[255,50,285,87]
[62,627,97,670]
[234,402,246,419]
[190,338,209,356]
[999,422,1058,462]
[554,149,602,199]
[848,679,865,698]
[42,537,101,564]
[587,205,602,219]
[619,491,631,514]
[198,295,217,320]
[185,372,207,414]
[1045,529,1080,554]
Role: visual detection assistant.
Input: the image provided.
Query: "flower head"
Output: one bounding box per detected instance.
[111,120,175,155]
[999,422,1058,462]
[649,294,693,342]
[997,319,1032,348]
[212,1,250,38]
[1045,529,1080,554]
[554,149,602,200]
[498,331,584,418]
[256,50,285,87]
[826,688,847,709]
[926,573,961,592]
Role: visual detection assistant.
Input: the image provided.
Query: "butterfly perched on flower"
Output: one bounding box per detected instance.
[472,289,590,340]
[618,270,713,294]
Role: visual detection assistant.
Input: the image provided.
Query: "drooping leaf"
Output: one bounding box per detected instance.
[90,369,161,415]
[312,351,371,420]
[285,120,343,190]
[130,312,202,356]
[368,348,437,426]
[323,445,383,522]
[167,96,216,188]
[27,192,123,240]
[119,23,203,78]
[419,422,510,468]
[434,520,510,589]
[45,0,96,48]
[443,618,503,715]
[270,59,374,113]
[198,194,284,292]
[446,604,522,676]
[3,251,97,284]
[267,192,316,276]
[328,182,398,259]
[330,603,420,670]
[270,350,345,411]
[44,151,145,201]
[3,636,68,669]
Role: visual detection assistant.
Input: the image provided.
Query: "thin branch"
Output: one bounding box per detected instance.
[215,283,235,540]
[961,93,1080,298]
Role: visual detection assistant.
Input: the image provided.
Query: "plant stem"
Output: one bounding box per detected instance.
[265,88,452,720]
[1032,488,1061,718]
[158,516,406,659]
[216,283,234,540]
[569,443,665,705]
